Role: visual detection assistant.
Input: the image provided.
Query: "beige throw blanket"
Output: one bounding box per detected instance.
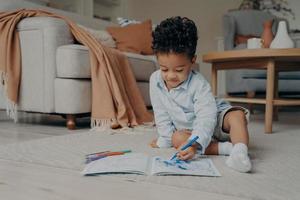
[0,9,153,128]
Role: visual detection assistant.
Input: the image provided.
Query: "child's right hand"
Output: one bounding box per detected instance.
[149,138,159,148]
[177,145,198,161]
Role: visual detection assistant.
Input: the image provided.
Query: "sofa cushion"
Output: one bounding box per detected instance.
[56,44,157,82]
[123,52,158,82]
[136,82,151,107]
[77,24,116,48]
[227,10,277,36]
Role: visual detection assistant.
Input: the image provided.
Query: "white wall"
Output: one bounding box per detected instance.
[49,0,93,17]
[26,0,49,5]
[125,0,241,83]
[93,0,127,22]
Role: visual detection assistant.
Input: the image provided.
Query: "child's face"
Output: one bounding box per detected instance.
[157,53,196,90]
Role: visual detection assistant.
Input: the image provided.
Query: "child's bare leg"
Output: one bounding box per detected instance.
[222,110,249,145]
[171,130,191,149]
[205,142,219,155]
[172,130,219,155]
[222,109,251,173]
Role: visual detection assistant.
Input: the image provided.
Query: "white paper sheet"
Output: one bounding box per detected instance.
[82,153,220,177]
[150,157,221,177]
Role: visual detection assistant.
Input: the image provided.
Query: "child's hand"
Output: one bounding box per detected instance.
[149,138,159,148]
[177,144,198,161]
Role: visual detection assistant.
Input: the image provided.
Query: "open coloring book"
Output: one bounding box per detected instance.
[81,153,221,177]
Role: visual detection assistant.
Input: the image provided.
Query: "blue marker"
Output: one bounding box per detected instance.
[170,136,199,161]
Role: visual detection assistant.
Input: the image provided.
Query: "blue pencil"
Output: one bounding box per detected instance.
[170,136,199,160]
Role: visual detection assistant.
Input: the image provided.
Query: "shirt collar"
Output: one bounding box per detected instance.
[157,70,194,91]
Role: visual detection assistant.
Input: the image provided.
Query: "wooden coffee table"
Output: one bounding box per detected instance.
[203,48,300,133]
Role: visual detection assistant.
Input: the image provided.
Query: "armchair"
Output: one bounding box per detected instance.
[222,10,300,96]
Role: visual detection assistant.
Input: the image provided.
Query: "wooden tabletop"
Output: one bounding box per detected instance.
[203,48,300,63]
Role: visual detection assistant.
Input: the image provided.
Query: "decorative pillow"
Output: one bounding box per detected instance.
[78,24,116,48]
[106,20,154,55]
[117,17,157,30]
[117,17,141,27]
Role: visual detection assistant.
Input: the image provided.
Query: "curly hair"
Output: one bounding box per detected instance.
[152,16,198,60]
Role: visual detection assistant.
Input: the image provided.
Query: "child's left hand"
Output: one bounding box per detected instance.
[177,144,198,161]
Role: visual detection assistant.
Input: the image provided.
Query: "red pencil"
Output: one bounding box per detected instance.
[104,152,125,156]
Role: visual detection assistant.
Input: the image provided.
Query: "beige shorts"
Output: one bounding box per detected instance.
[212,106,250,142]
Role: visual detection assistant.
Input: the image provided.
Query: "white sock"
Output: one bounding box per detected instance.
[218,142,233,155]
[226,143,252,173]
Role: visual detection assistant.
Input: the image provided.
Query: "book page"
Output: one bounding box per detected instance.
[150,157,221,177]
[81,153,149,176]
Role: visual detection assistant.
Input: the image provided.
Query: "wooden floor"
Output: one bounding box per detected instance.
[0,111,90,145]
[0,110,300,200]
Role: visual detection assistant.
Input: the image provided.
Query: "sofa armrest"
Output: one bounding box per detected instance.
[16,17,74,113]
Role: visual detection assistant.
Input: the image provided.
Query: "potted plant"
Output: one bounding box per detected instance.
[239,0,295,19]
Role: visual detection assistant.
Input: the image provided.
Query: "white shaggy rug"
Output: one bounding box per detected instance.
[0,121,299,200]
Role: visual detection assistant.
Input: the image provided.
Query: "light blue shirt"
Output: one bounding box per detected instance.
[150,70,218,153]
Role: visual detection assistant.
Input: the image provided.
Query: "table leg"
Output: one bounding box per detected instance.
[265,60,275,133]
[273,71,279,121]
[246,91,256,114]
[211,64,217,96]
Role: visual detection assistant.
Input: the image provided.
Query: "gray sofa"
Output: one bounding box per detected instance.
[0,0,158,128]
[223,10,300,95]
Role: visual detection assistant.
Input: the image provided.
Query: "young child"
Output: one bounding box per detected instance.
[149,16,252,173]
